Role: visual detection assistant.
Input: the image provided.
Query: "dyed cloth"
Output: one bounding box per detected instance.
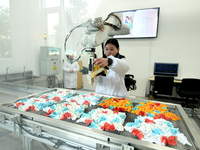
[131,101,180,121]
[98,97,133,113]
[14,89,75,111]
[14,90,101,121]
[65,92,101,106]
[43,102,87,120]
[76,108,126,131]
[125,116,191,146]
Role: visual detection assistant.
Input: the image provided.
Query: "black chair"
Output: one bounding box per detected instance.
[151,76,174,100]
[176,78,200,108]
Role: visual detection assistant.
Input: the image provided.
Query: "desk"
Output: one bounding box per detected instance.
[149,77,182,84]
[148,77,182,99]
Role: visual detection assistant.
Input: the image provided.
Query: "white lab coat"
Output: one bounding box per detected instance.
[94,55,130,97]
[63,60,80,88]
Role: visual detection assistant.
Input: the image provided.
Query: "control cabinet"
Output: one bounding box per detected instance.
[40,46,61,76]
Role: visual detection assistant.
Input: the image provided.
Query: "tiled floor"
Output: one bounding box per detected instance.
[0,89,200,150]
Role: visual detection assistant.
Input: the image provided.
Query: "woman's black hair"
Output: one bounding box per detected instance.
[105,38,119,49]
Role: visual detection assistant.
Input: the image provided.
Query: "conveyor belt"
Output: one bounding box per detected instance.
[1,88,200,150]
[193,109,200,129]
[5,93,195,150]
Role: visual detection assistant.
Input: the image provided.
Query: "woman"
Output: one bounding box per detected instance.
[63,54,80,89]
[93,38,130,97]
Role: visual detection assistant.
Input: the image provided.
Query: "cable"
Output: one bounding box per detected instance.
[64,24,83,61]
[104,13,122,31]
[64,24,82,52]
[64,23,88,63]
[70,48,87,63]
[15,121,78,149]
[88,17,105,31]
[101,43,104,56]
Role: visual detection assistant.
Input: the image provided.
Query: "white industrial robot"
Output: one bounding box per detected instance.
[64,12,130,84]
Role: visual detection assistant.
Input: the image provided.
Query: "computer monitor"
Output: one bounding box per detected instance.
[154,63,179,76]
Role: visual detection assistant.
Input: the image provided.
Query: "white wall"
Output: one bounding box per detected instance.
[1,0,200,97]
[94,0,200,97]
[0,0,43,75]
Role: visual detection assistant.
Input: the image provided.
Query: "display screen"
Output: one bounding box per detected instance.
[48,47,60,55]
[113,7,160,39]
[154,63,179,76]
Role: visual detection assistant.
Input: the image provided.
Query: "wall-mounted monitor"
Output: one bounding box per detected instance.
[154,63,179,77]
[113,7,160,39]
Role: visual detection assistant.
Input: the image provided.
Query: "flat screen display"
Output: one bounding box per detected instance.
[48,47,60,55]
[154,63,179,76]
[113,7,160,39]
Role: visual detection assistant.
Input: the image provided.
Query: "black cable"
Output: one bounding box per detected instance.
[101,43,104,56]
[104,13,122,31]
[104,12,113,21]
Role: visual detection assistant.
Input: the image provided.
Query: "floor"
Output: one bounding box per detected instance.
[0,89,200,150]
[0,127,57,150]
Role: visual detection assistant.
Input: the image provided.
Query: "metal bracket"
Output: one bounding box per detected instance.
[0,114,5,123]
[9,115,22,135]
[33,124,42,136]
[96,143,110,150]
[121,144,134,150]
[9,115,19,122]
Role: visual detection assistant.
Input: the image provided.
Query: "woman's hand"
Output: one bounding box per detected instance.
[93,58,109,67]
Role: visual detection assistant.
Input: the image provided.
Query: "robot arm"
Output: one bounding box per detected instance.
[81,13,130,48]
[64,13,130,84]
[80,13,130,84]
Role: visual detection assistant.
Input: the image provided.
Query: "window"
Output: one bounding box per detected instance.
[0,0,12,58]
[47,13,59,47]
[42,0,61,47]
[45,0,60,8]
